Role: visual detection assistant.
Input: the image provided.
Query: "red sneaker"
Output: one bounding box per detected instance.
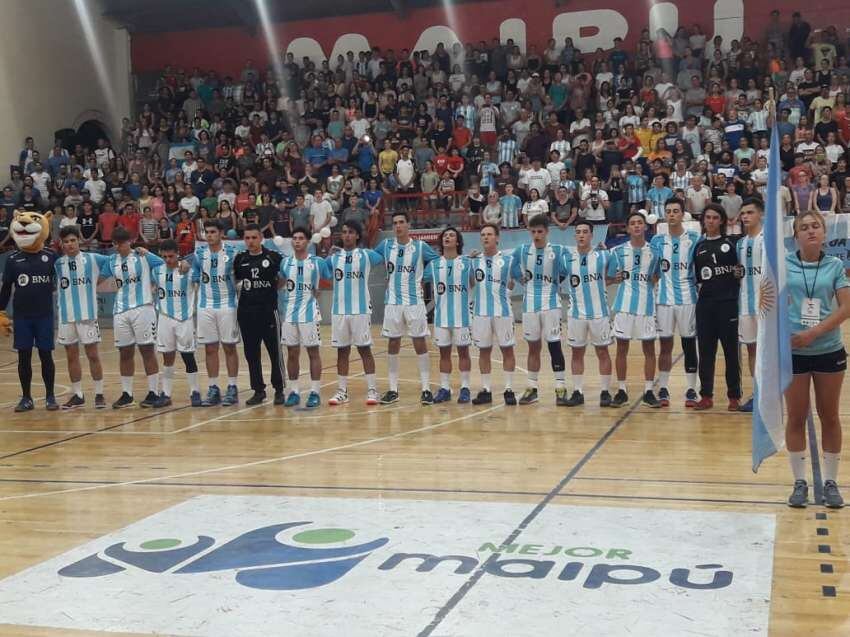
[684,389,698,408]
[727,398,741,411]
[693,396,714,411]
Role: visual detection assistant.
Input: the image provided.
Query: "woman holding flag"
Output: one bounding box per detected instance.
[785,211,850,508]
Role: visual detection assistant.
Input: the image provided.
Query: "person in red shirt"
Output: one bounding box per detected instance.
[117,203,141,244]
[96,201,119,247]
[705,84,725,116]
[617,123,641,161]
[451,116,471,154]
[433,147,450,176]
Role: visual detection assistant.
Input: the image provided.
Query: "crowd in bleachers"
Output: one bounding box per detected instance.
[4,9,850,253]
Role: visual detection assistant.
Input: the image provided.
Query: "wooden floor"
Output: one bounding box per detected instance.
[0,325,847,636]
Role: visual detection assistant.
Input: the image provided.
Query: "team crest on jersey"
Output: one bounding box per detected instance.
[475,268,485,282]
[495,258,503,267]
[41,254,48,262]
[701,266,713,280]
[17,273,30,286]
[305,261,314,270]
[262,259,270,268]
[660,259,671,272]
[436,282,446,295]
[720,243,730,253]
[570,275,580,288]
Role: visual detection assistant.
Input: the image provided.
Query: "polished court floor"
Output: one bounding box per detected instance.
[0,326,847,636]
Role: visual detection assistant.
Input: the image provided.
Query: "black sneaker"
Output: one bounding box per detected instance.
[518,388,538,405]
[564,390,584,407]
[46,396,59,411]
[61,394,85,410]
[159,393,172,407]
[94,394,106,409]
[611,389,629,407]
[823,480,844,509]
[112,392,134,409]
[471,390,492,405]
[273,390,286,405]
[643,390,661,408]
[503,389,517,405]
[599,390,613,408]
[139,391,162,408]
[380,390,399,405]
[658,387,670,407]
[246,390,267,406]
[420,389,434,405]
[14,397,34,412]
[788,479,808,508]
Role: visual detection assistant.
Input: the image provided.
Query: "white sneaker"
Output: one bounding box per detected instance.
[328,389,349,406]
[366,388,380,405]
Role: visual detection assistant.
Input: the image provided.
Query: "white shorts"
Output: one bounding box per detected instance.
[156,314,196,353]
[57,319,101,346]
[522,309,562,343]
[471,316,516,349]
[613,312,657,341]
[331,314,373,348]
[114,305,157,348]
[739,314,758,345]
[567,316,613,348]
[381,304,429,339]
[656,304,696,338]
[282,321,322,347]
[433,326,472,348]
[197,307,240,345]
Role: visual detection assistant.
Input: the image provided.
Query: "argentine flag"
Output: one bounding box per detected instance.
[752,125,793,472]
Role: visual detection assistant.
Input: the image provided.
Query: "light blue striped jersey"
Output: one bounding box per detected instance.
[499,194,522,227]
[471,251,513,318]
[375,238,439,306]
[280,255,332,323]
[608,242,659,316]
[326,248,383,316]
[650,230,699,306]
[105,251,164,315]
[561,248,610,320]
[152,264,196,321]
[510,243,568,312]
[191,242,243,310]
[647,186,673,219]
[54,252,110,323]
[625,174,647,204]
[737,232,764,316]
[424,255,473,328]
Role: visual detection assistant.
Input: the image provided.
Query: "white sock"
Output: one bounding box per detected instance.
[481,373,491,391]
[600,375,611,391]
[554,371,566,389]
[121,376,133,395]
[209,376,220,388]
[162,366,175,397]
[93,379,104,395]
[147,373,159,393]
[658,371,670,389]
[71,381,83,398]
[460,371,470,389]
[789,450,807,481]
[440,372,451,390]
[289,381,300,395]
[685,372,697,390]
[504,371,513,390]
[528,372,538,389]
[644,380,654,392]
[365,373,377,390]
[187,372,199,393]
[573,375,583,393]
[618,380,627,391]
[823,452,841,483]
[338,376,348,392]
[417,353,430,390]
[227,377,238,389]
[388,354,400,392]
[310,380,320,394]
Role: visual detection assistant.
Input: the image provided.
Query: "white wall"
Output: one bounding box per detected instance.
[0,0,131,174]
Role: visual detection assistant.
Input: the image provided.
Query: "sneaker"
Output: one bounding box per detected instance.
[599,390,613,408]
[112,392,134,409]
[61,394,85,410]
[221,385,239,407]
[246,390,267,406]
[565,390,584,407]
[693,396,714,411]
[643,390,661,408]
[201,385,221,407]
[420,390,434,405]
[328,389,349,406]
[305,391,321,409]
[684,388,699,408]
[190,390,203,407]
[788,479,809,508]
[159,393,173,407]
[284,392,301,407]
[433,388,451,403]
[503,389,517,406]
[14,397,34,412]
[140,391,162,408]
[727,398,741,411]
[365,388,380,405]
[94,394,106,409]
[658,387,670,407]
[518,388,538,405]
[738,397,754,413]
[46,396,59,411]
[380,390,399,405]
[273,390,286,405]
[555,388,569,406]
[611,389,629,407]
[457,387,471,404]
[823,480,845,509]
[471,390,492,405]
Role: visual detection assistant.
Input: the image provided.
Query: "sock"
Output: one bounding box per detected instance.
[504,371,513,390]
[685,372,697,391]
[440,372,451,390]
[528,372,538,389]
[209,376,220,389]
[658,371,670,389]
[338,376,348,392]
[823,452,840,483]
[121,376,133,395]
[365,373,377,390]
[644,380,654,393]
[227,376,238,389]
[554,371,566,389]
[573,375,583,393]
[72,381,83,398]
[147,373,159,393]
[388,354,400,392]
[38,349,55,397]
[618,380,627,392]
[311,380,321,394]
[161,366,175,397]
[290,381,300,395]
[481,373,491,391]
[417,353,430,390]
[789,450,807,481]
[600,375,611,392]
[460,371,470,389]
[94,379,104,395]
[187,372,200,393]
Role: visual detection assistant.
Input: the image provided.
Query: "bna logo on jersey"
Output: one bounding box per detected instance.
[17,273,29,286]
[570,274,581,287]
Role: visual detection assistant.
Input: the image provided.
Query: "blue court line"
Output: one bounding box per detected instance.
[807,410,824,504]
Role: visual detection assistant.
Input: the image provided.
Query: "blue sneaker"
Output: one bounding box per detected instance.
[201,385,221,407]
[457,387,471,404]
[190,391,202,407]
[738,397,754,413]
[14,397,34,412]
[434,387,451,403]
[284,391,301,407]
[221,385,239,406]
[305,391,320,409]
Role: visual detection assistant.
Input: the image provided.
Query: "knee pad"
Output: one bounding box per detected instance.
[180,352,198,374]
[547,340,565,372]
[681,337,698,373]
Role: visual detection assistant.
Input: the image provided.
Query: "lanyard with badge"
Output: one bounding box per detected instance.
[798,251,823,328]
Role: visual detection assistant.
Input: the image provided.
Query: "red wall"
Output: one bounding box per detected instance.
[131,0,850,77]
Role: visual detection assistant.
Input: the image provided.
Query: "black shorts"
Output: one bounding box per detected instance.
[792,348,847,375]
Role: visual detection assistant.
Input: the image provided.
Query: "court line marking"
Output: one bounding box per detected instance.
[0,404,504,502]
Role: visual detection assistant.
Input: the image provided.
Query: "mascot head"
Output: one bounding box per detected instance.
[11,210,51,253]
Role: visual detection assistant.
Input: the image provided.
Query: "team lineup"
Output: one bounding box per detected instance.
[0,197,767,415]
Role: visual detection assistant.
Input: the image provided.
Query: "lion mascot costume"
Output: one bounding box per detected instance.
[0,210,58,411]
